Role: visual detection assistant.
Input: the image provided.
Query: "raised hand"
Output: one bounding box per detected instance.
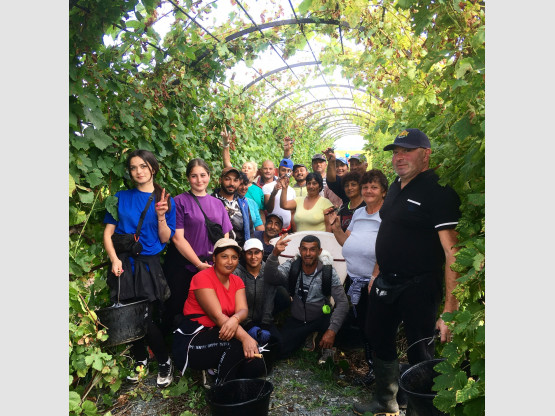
[323,147,335,161]
[220,124,232,147]
[272,233,291,256]
[279,176,290,189]
[155,188,170,218]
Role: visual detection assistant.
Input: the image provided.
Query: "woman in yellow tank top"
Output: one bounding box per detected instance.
[279,172,333,232]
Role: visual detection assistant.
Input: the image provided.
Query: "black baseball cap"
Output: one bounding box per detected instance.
[293,163,307,171]
[311,153,326,161]
[383,128,431,151]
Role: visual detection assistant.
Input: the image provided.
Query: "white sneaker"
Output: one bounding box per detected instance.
[127,359,149,383]
[156,358,173,388]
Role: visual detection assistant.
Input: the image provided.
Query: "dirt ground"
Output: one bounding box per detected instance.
[107,326,409,416]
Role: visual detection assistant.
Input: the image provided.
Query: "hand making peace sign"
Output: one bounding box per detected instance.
[272,233,291,257]
[155,188,171,218]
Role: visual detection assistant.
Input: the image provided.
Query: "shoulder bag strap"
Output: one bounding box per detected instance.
[189,191,210,223]
[135,192,155,238]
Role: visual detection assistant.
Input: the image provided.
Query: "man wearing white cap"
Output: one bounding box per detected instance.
[233,238,283,353]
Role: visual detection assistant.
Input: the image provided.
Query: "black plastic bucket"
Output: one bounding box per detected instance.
[399,358,447,416]
[206,378,273,416]
[96,299,149,347]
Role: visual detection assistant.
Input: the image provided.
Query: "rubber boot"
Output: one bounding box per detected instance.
[352,355,400,416]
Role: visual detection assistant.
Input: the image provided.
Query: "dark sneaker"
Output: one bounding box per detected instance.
[127,359,149,383]
[157,358,173,388]
[318,347,336,364]
[202,369,218,389]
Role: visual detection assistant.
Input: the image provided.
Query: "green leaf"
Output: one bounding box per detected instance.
[455,58,474,79]
[69,174,76,196]
[85,169,104,188]
[462,397,485,416]
[396,0,414,10]
[471,25,485,50]
[434,389,457,412]
[298,0,314,15]
[105,196,119,220]
[92,130,114,150]
[69,391,82,412]
[467,193,484,207]
[78,191,94,204]
[452,115,472,140]
[83,106,107,129]
[81,399,98,416]
[69,205,87,226]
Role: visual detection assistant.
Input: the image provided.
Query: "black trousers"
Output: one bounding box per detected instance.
[162,245,197,333]
[130,301,169,364]
[365,275,442,365]
[278,314,331,359]
[186,327,265,383]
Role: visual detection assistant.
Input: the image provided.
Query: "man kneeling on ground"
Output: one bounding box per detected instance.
[264,234,349,364]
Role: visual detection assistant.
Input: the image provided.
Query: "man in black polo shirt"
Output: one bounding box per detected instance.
[353,128,461,416]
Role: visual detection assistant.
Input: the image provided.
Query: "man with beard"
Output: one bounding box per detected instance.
[264,234,349,364]
[212,166,254,248]
[291,163,308,197]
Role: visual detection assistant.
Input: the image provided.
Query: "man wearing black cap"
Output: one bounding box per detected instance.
[253,213,283,262]
[353,129,461,416]
[212,166,254,248]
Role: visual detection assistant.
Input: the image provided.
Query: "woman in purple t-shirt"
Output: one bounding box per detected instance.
[162,159,233,331]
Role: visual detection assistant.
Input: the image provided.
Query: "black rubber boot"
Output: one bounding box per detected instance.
[352,355,400,416]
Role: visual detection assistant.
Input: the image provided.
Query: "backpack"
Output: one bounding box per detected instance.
[287,257,332,299]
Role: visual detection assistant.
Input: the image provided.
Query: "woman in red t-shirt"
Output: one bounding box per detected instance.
[172,238,263,385]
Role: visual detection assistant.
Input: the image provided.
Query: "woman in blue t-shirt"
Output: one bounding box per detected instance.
[103,149,176,388]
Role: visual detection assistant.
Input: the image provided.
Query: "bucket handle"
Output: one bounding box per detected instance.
[406,329,440,353]
[217,343,270,401]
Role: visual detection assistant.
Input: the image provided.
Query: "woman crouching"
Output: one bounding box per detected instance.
[172,238,264,385]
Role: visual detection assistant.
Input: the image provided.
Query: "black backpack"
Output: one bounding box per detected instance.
[287,257,332,299]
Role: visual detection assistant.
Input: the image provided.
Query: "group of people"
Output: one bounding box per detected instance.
[102,128,461,416]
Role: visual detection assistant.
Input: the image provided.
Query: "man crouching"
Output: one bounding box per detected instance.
[264,234,348,363]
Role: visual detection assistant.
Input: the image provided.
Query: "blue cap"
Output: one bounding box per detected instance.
[335,156,348,165]
[279,158,294,169]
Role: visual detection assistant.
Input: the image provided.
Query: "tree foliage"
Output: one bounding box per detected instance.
[69,0,484,414]
[305,1,485,414]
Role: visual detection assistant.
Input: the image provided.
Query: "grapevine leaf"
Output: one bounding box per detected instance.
[84,106,107,129]
[69,391,82,412]
[298,0,314,15]
[78,191,94,204]
[85,169,104,188]
[105,195,119,220]
[92,130,114,150]
[69,174,76,196]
